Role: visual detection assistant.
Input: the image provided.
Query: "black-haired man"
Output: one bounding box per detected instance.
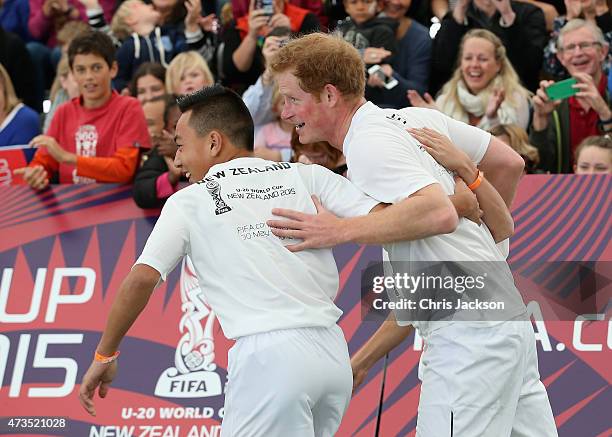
[79,85,379,436]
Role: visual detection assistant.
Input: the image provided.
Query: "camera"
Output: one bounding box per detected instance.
[267,25,291,46]
[256,0,274,16]
[367,64,398,90]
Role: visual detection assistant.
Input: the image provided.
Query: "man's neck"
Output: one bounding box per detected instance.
[329,98,367,151]
[224,149,253,163]
[83,91,112,109]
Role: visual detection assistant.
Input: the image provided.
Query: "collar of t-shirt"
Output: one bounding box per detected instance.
[568,74,607,164]
[77,90,119,112]
[203,156,266,181]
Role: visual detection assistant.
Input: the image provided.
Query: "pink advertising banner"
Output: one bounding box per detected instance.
[0,174,610,436]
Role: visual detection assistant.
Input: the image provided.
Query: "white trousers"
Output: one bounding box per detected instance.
[417,320,558,437]
[221,324,352,437]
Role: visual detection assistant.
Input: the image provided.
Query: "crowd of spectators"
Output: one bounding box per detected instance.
[0,0,609,206]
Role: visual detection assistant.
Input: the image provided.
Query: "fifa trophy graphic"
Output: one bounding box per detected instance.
[205,180,232,215]
[155,257,222,397]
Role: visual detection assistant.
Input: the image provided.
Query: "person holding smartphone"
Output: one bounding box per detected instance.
[221,0,320,94]
[530,18,612,173]
[242,26,292,133]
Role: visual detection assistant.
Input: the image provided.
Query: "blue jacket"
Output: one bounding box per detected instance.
[0,0,32,42]
[114,25,204,91]
[0,104,40,147]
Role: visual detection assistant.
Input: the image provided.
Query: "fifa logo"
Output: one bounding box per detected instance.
[154,257,222,398]
[205,180,232,215]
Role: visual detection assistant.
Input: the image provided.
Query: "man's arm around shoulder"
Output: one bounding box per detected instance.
[269,183,458,251]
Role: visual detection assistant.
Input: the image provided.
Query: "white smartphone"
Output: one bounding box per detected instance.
[367,64,398,90]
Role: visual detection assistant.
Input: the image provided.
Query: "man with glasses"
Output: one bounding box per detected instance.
[530,19,612,173]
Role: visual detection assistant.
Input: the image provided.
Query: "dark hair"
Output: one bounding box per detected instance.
[290,129,342,169]
[267,26,291,38]
[164,2,187,27]
[68,31,116,69]
[163,94,178,128]
[177,85,254,151]
[142,94,179,130]
[128,62,167,97]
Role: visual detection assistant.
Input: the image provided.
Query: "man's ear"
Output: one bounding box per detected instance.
[322,84,340,107]
[555,48,567,69]
[209,131,223,157]
[599,42,609,63]
[110,61,119,80]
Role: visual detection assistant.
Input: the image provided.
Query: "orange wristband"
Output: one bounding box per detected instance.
[95,350,120,363]
[467,170,484,191]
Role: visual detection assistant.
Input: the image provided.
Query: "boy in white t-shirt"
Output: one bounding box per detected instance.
[78,85,380,437]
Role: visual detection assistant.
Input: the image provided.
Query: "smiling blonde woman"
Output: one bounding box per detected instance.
[410,29,531,131]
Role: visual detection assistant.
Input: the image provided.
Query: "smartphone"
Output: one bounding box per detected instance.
[545,78,578,101]
[255,0,274,16]
[368,65,398,90]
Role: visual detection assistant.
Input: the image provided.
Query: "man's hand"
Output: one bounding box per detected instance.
[406,90,438,110]
[573,72,612,119]
[261,35,283,84]
[30,135,76,165]
[351,356,370,393]
[13,165,49,190]
[368,64,393,88]
[79,360,118,417]
[185,0,203,33]
[262,35,283,63]
[532,80,559,131]
[267,195,345,252]
[363,47,392,64]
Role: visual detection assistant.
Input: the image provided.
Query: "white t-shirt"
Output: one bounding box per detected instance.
[136,157,378,339]
[344,103,526,336]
